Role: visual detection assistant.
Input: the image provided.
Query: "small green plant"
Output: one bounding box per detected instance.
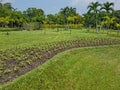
[16,57,22,61]
[0,70,2,77]
[35,53,39,57]
[20,61,26,67]
[4,69,11,74]
[13,66,19,72]
[26,60,32,65]
[39,55,42,59]
[32,57,38,61]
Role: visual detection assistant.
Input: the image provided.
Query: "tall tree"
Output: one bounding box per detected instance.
[23,8,45,23]
[46,14,56,24]
[4,2,13,10]
[100,2,114,32]
[83,12,95,28]
[67,16,75,24]
[87,2,101,32]
[0,2,2,7]
[103,15,116,29]
[10,10,25,28]
[74,14,83,24]
[113,10,120,23]
[59,6,76,24]
[100,2,114,15]
[55,14,64,24]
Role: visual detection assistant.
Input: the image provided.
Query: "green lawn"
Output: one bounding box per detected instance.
[0,29,117,50]
[0,29,120,89]
[1,46,120,90]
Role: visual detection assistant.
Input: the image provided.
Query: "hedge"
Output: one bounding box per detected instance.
[42,24,83,29]
[0,28,21,32]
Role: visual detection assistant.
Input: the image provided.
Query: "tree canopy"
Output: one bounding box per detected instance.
[0,1,120,30]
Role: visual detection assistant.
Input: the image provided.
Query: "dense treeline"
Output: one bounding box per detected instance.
[0,2,25,28]
[84,1,120,32]
[0,2,83,30]
[0,1,120,30]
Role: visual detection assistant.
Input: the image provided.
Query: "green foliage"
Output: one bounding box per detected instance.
[116,23,120,29]
[84,1,116,30]
[113,10,120,24]
[0,28,20,31]
[101,2,114,14]
[103,16,116,25]
[87,1,101,32]
[46,14,57,24]
[13,66,19,72]
[0,1,119,29]
[67,24,83,29]
[26,60,32,65]
[23,8,45,23]
[42,24,83,29]
[0,2,24,28]
[59,6,77,24]
[23,22,40,30]
[4,69,11,74]
[0,3,84,28]
[20,61,25,67]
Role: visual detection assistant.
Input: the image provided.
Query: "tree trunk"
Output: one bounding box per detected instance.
[95,13,98,33]
[107,24,110,35]
[117,29,120,37]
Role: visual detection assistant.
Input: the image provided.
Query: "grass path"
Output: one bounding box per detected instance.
[1,45,120,90]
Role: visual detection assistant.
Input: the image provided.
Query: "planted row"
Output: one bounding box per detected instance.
[0,38,120,84]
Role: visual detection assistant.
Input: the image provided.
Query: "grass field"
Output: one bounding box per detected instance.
[0,29,118,50]
[1,46,120,90]
[0,29,120,89]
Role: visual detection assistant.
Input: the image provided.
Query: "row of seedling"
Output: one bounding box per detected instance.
[0,37,120,84]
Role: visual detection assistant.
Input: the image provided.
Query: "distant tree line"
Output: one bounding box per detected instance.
[0,1,120,30]
[0,2,83,30]
[84,1,120,32]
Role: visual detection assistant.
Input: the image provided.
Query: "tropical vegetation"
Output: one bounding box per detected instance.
[0,0,120,90]
[0,1,120,31]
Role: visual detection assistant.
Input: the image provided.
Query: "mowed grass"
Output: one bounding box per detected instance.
[1,46,120,90]
[0,29,116,50]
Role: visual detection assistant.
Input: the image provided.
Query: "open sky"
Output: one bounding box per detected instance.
[2,0,120,15]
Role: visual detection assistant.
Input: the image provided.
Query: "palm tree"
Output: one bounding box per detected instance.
[103,15,116,29]
[100,2,114,15]
[101,2,114,33]
[60,7,76,30]
[87,2,101,33]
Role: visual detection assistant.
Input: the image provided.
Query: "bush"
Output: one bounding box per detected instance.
[23,22,41,30]
[0,28,21,32]
[67,24,83,29]
[42,24,83,29]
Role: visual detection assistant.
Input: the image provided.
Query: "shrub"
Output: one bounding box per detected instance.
[13,66,19,72]
[4,69,11,74]
[42,24,83,29]
[0,28,21,32]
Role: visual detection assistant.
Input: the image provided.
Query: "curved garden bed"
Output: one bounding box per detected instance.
[0,38,120,84]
